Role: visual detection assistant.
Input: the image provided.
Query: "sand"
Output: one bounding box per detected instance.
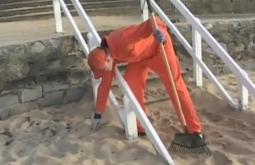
[0,72,254,165]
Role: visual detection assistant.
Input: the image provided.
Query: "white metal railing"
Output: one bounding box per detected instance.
[53,0,126,125]
[141,0,255,110]
[53,0,175,164]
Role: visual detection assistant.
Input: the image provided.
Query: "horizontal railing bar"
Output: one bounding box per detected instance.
[71,0,101,45]
[168,0,255,97]
[59,0,89,54]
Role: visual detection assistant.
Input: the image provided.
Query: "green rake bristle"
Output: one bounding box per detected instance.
[169,143,211,155]
[169,133,211,155]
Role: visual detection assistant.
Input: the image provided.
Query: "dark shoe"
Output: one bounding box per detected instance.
[91,112,102,131]
[137,116,154,136]
[138,131,146,136]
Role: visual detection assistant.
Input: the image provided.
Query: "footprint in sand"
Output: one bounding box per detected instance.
[207,130,224,139]
[161,118,172,126]
[152,111,160,121]
[219,118,249,130]
[23,154,62,165]
[213,140,254,155]
[52,139,79,157]
[1,148,16,163]
[201,111,224,123]
[33,138,80,159]
[224,129,254,142]
[238,157,255,165]
[206,151,233,165]
[226,142,254,155]
[219,118,255,137]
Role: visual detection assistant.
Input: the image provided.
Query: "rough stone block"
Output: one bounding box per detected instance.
[30,42,46,54]
[65,87,85,103]
[0,94,19,110]
[20,86,42,103]
[38,91,64,107]
[43,82,69,92]
[11,102,38,116]
[0,108,9,120]
[0,103,38,120]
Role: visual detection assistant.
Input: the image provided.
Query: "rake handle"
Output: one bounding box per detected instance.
[148,10,187,131]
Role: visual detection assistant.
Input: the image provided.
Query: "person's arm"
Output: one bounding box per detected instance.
[91,69,114,131]
[96,70,114,113]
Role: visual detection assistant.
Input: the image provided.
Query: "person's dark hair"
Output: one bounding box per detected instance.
[100,38,109,49]
[100,37,110,57]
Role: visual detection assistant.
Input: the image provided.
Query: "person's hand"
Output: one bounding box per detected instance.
[153,29,166,44]
[91,112,102,131]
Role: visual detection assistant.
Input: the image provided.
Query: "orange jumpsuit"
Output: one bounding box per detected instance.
[93,18,202,134]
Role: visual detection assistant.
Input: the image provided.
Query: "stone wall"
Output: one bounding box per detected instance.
[0,36,92,119]
[157,0,255,15]
[0,18,254,118]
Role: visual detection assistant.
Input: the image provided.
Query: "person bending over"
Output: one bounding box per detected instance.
[87,16,203,138]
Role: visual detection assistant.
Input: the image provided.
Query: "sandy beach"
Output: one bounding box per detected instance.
[0,73,255,165]
[0,1,255,165]
[0,71,254,165]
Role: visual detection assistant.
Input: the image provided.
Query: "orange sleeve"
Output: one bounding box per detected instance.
[95,70,115,113]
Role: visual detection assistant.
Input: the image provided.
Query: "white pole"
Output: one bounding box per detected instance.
[123,95,138,140]
[58,0,89,55]
[238,71,249,110]
[53,0,63,33]
[192,18,203,87]
[141,0,149,21]
[71,0,101,43]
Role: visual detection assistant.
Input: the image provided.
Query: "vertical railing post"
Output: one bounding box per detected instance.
[71,0,101,42]
[53,0,63,33]
[122,95,138,140]
[192,18,203,87]
[140,0,149,21]
[237,71,249,110]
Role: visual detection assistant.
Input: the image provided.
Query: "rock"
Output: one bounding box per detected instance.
[20,86,42,103]
[30,42,45,54]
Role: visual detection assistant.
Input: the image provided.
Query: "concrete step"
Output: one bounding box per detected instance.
[0,11,53,23]
[0,0,138,17]
[0,0,138,10]
[0,0,52,10]
[0,0,30,3]
[0,6,52,17]
[0,0,106,4]
[0,0,140,22]
[0,6,139,22]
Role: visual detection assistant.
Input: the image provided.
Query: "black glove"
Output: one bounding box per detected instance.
[91,112,102,131]
[153,29,166,44]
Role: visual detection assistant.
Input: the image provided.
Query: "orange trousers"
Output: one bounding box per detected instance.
[124,35,202,134]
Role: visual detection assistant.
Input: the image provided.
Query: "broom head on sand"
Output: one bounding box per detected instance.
[169,132,211,155]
